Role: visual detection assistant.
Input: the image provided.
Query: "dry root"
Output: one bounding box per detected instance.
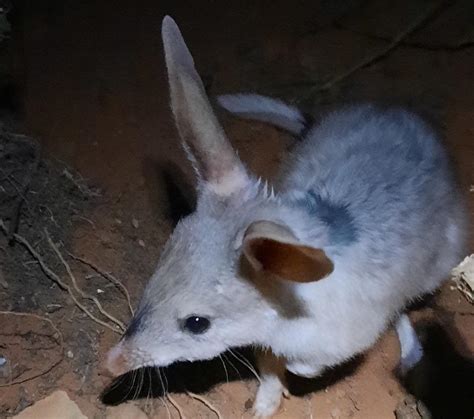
[0,311,64,387]
[0,219,127,334]
[185,391,222,419]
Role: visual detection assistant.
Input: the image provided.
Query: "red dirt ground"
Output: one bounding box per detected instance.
[1,1,473,418]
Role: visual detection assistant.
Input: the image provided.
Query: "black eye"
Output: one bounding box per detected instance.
[183,316,210,335]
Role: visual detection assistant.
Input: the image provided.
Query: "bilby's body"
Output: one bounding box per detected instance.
[106,17,467,418]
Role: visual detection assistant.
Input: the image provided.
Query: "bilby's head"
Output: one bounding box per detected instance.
[105,16,334,376]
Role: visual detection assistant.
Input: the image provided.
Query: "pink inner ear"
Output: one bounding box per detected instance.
[246,238,334,283]
[172,73,250,197]
[163,21,250,198]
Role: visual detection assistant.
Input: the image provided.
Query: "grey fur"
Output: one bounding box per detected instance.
[292,190,358,245]
[106,17,468,417]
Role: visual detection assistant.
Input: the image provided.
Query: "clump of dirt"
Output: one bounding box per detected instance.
[0,127,98,312]
[0,312,63,391]
[0,127,108,416]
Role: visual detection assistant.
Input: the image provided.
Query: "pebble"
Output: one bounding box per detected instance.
[330,407,342,418]
[138,239,145,248]
[132,218,139,229]
[46,303,63,313]
[0,356,6,367]
[66,350,74,359]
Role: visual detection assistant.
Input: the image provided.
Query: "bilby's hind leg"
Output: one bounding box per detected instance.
[396,314,424,376]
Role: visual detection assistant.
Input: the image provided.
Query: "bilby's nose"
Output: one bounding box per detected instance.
[105,344,130,377]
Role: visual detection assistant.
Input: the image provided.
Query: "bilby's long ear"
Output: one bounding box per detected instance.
[161,16,250,197]
[242,221,334,283]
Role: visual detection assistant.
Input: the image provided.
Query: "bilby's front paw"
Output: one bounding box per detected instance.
[252,377,287,418]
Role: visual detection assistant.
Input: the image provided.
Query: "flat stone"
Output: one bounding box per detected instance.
[13,391,87,419]
[106,403,149,419]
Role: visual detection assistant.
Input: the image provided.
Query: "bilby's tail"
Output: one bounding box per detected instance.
[217,93,311,136]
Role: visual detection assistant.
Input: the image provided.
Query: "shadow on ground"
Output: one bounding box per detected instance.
[102,320,474,419]
[101,347,364,405]
[399,322,474,419]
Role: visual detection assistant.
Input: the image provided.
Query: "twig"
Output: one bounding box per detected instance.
[0,311,63,387]
[67,252,134,316]
[8,140,41,243]
[167,394,185,419]
[185,391,222,419]
[0,168,33,215]
[334,23,474,52]
[62,168,101,197]
[0,219,121,334]
[1,131,36,142]
[45,230,126,332]
[302,0,446,99]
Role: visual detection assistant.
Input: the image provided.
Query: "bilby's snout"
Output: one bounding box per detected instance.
[105,343,130,377]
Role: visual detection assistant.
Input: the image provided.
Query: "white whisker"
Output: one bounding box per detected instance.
[222,353,242,381]
[219,355,229,384]
[157,367,172,419]
[228,349,261,383]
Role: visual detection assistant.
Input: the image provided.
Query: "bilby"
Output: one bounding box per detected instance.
[106,16,467,417]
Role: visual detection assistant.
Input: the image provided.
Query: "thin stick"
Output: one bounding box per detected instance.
[228,349,261,383]
[304,1,446,97]
[334,23,474,52]
[45,230,126,331]
[0,169,31,210]
[61,167,101,197]
[0,311,63,387]
[185,391,222,419]
[8,140,41,243]
[0,219,120,334]
[167,394,185,419]
[68,252,134,316]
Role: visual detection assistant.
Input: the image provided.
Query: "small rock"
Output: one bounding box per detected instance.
[106,403,148,419]
[0,356,6,366]
[115,218,122,225]
[138,239,145,248]
[12,390,87,419]
[66,350,74,359]
[46,304,63,313]
[17,387,31,413]
[131,218,139,229]
[395,395,426,419]
[330,407,342,418]
[97,288,104,294]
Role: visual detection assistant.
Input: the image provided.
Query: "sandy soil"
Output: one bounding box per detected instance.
[1,0,473,418]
